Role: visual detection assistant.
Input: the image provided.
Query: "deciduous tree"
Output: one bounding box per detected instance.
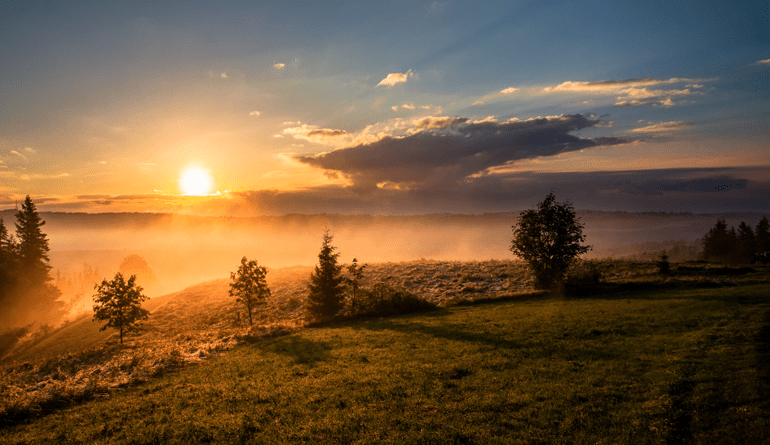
[510,192,590,290]
[229,257,271,327]
[93,273,150,344]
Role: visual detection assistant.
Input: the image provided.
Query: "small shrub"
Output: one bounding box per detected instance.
[353,283,436,317]
[657,254,671,275]
[0,325,32,357]
[563,262,602,295]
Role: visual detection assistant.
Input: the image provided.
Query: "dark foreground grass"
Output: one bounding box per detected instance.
[2,284,769,444]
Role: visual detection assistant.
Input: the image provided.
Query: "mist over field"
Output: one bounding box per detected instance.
[0,209,760,298]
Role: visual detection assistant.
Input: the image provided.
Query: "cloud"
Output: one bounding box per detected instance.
[500,87,519,94]
[632,121,692,132]
[307,129,347,138]
[9,151,27,160]
[221,72,227,78]
[542,77,708,93]
[294,114,626,190]
[274,63,286,69]
[614,100,657,107]
[614,98,676,107]
[391,106,399,111]
[24,147,36,154]
[543,77,713,106]
[249,111,261,116]
[619,87,695,99]
[401,103,416,110]
[283,125,350,145]
[413,116,468,129]
[283,121,301,125]
[377,70,412,87]
[756,59,770,65]
[472,101,484,106]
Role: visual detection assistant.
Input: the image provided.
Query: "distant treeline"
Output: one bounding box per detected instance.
[700,217,770,265]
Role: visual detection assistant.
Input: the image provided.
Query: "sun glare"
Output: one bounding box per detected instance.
[180,167,214,195]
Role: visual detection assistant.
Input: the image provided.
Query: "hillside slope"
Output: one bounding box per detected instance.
[2,277,769,444]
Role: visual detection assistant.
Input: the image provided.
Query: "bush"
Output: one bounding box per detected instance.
[511,192,590,290]
[562,262,602,296]
[352,283,436,317]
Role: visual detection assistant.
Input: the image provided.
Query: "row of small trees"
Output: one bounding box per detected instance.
[228,229,431,327]
[700,217,770,265]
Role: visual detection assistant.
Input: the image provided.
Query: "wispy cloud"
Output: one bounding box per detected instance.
[249,110,261,116]
[221,72,228,78]
[9,150,27,161]
[500,87,519,94]
[542,77,709,93]
[24,147,36,154]
[631,121,692,132]
[274,62,286,69]
[377,69,412,87]
[283,125,350,145]
[401,103,416,110]
[756,59,770,65]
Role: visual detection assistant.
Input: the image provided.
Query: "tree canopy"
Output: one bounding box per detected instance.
[510,192,590,290]
[229,257,271,327]
[93,273,150,344]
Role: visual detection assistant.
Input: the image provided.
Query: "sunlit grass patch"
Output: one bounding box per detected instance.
[2,280,769,444]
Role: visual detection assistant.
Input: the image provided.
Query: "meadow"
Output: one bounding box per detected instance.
[1,261,769,444]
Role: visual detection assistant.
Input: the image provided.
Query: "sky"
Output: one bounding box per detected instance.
[1,0,768,215]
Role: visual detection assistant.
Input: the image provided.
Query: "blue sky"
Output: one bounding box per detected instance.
[0,1,768,214]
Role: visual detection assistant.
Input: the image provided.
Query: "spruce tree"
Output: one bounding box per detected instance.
[701,218,736,263]
[14,195,51,280]
[756,216,770,253]
[0,218,18,305]
[735,221,755,264]
[306,230,345,321]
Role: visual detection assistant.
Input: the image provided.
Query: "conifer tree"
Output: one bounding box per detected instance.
[14,195,51,280]
[345,258,367,314]
[700,218,737,263]
[0,218,18,305]
[735,221,756,264]
[756,216,770,253]
[306,230,345,321]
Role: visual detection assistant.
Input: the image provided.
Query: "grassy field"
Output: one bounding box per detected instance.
[1,263,769,444]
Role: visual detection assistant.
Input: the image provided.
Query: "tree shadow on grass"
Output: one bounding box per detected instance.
[342,313,524,351]
[755,310,770,409]
[252,335,332,366]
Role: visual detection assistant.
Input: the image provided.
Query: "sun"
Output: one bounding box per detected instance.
[179,167,214,195]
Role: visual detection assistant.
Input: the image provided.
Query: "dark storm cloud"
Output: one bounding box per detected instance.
[295,114,626,189]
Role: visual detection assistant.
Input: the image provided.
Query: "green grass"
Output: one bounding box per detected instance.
[2,282,769,444]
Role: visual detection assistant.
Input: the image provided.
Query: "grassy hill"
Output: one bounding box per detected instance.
[1,261,769,443]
